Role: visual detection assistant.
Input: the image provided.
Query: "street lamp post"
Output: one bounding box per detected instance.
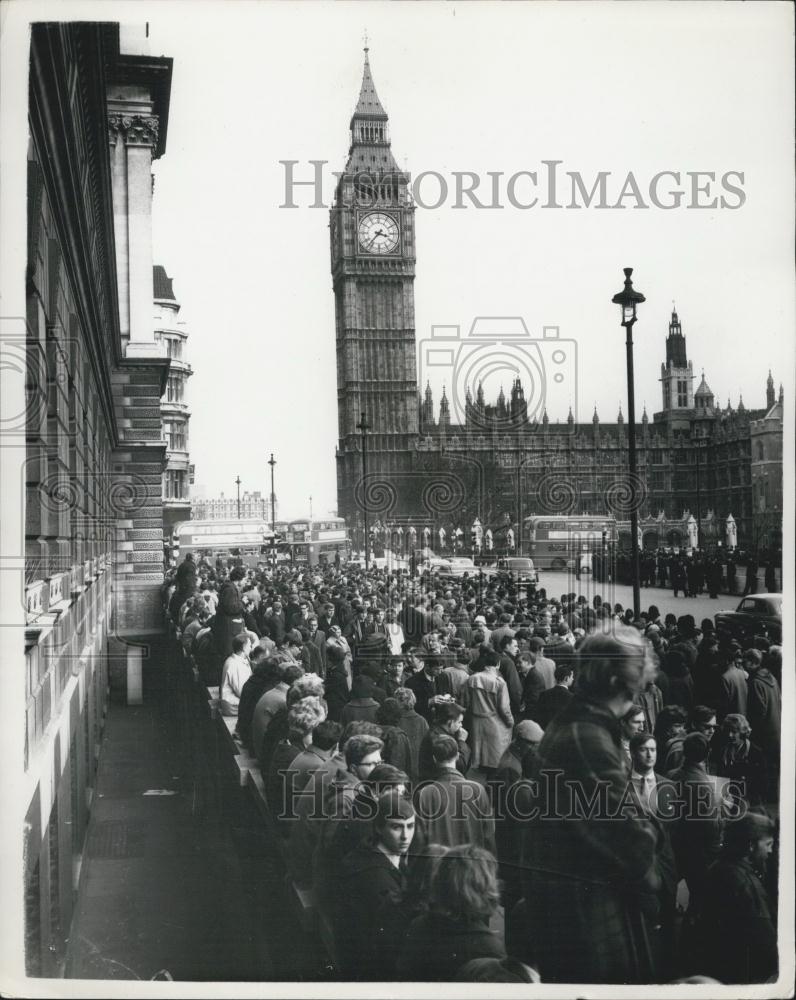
[612,267,646,620]
[268,454,276,533]
[356,412,370,569]
[235,475,242,520]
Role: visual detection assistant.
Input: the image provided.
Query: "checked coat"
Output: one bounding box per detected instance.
[521,696,663,984]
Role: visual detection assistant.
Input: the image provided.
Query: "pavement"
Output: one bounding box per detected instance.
[65,658,270,983]
[537,569,750,624]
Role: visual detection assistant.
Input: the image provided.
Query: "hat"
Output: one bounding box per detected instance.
[515,720,544,743]
[677,614,701,636]
[474,615,487,625]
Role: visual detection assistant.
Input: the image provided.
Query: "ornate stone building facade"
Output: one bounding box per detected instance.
[750,382,784,553]
[154,265,192,532]
[333,54,784,556]
[192,489,278,522]
[332,49,419,534]
[0,23,173,976]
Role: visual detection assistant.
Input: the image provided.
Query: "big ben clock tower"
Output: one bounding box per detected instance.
[332,48,419,525]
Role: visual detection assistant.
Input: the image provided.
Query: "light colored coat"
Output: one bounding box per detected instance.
[462,669,513,768]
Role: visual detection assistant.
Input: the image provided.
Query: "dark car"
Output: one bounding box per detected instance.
[714,594,782,644]
[495,556,539,587]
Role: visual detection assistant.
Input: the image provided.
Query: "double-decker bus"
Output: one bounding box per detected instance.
[524,515,617,571]
[171,518,275,567]
[282,517,350,567]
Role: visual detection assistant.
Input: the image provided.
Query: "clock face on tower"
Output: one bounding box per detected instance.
[358,212,400,255]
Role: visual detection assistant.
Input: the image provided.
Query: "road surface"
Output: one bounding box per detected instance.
[537,569,748,625]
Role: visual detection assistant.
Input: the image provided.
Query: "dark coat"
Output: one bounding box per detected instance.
[380,725,413,777]
[301,640,324,677]
[265,611,286,644]
[317,612,340,634]
[696,857,778,983]
[236,673,275,751]
[284,601,303,629]
[324,664,350,723]
[493,743,533,886]
[265,739,303,819]
[543,635,576,670]
[455,621,474,646]
[666,762,723,894]
[335,844,409,980]
[521,696,661,984]
[712,738,768,807]
[210,581,245,658]
[635,683,663,734]
[340,697,379,727]
[400,605,429,645]
[344,616,370,651]
[313,767,360,911]
[414,769,495,854]
[405,670,437,721]
[498,653,523,716]
[747,669,781,759]
[397,912,505,981]
[533,684,573,730]
[217,580,243,617]
[397,709,429,781]
[518,665,547,718]
[664,672,694,712]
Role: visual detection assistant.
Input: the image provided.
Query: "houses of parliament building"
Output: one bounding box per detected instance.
[332,51,783,555]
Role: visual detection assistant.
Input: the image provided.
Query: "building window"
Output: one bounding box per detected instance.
[163,337,182,360]
[664,383,671,408]
[164,422,186,451]
[164,470,187,500]
[677,380,688,407]
[756,440,765,461]
[166,377,183,403]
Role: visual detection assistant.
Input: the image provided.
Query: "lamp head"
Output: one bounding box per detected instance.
[611,267,646,327]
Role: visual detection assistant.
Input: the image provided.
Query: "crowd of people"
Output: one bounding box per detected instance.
[606,548,779,597]
[164,551,781,984]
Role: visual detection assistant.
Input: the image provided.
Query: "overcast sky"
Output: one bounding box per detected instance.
[14,2,796,518]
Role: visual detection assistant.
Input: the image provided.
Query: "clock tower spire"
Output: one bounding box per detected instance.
[332,49,418,524]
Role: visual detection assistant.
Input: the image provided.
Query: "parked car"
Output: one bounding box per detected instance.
[714,594,782,644]
[495,556,539,586]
